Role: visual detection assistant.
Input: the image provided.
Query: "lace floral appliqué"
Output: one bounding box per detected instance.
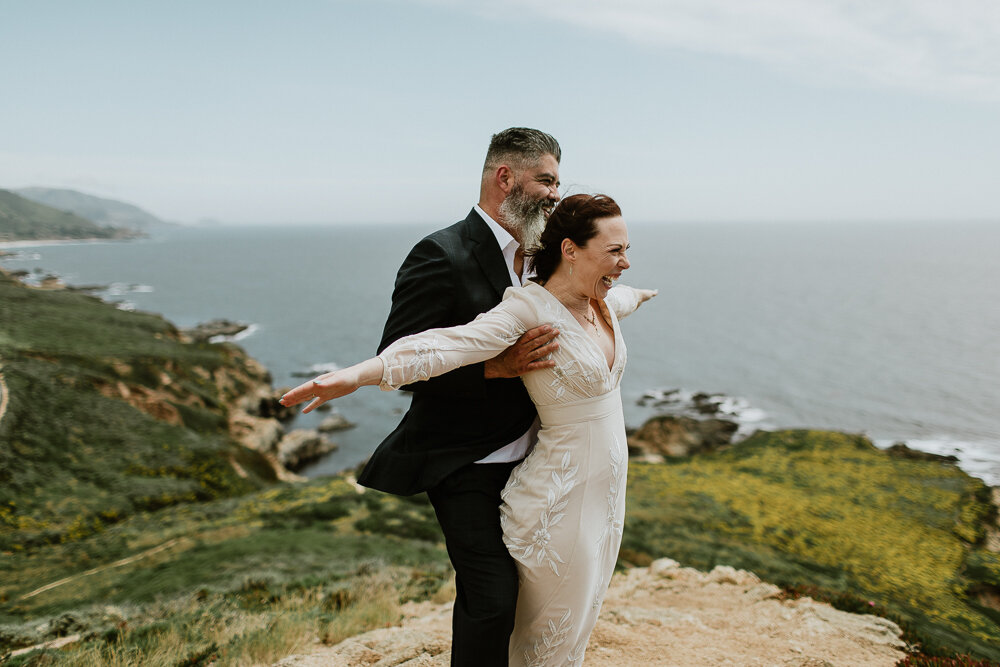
[523,608,573,667]
[505,451,578,576]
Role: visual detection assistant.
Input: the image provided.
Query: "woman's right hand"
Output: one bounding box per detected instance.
[279,358,384,413]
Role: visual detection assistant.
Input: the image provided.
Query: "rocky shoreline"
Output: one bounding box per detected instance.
[226,376,352,479]
[0,264,353,483]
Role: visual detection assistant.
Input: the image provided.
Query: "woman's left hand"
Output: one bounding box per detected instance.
[635,288,658,304]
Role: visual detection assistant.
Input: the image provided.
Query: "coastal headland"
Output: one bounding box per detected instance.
[1,267,998,666]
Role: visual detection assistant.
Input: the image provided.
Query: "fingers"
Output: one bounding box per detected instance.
[500,325,560,376]
[279,382,314,407]
[519,324,558,345]
[524,358,557,371]
[302,396,326,414]
[514,327,559,357]
[280,375,332,408]
[528,339,559,360]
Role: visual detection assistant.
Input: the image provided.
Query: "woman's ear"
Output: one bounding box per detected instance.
[561,238,576,261]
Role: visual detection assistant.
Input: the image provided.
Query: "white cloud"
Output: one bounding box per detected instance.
[449,0,1000,102]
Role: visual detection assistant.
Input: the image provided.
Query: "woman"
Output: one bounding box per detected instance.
[281,194,655,665]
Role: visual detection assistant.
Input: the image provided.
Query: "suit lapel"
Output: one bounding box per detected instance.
[464,210,515,300]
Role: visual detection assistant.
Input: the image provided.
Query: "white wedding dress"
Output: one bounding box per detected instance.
[378,281,643,666]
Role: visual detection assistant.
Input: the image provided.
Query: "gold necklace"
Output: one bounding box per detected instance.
[550,285,600,334]
[570,303,599,333]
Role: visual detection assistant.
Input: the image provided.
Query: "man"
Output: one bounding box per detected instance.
[357,128,563,665]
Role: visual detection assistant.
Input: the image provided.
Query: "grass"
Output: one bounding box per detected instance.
[0,477,450,665]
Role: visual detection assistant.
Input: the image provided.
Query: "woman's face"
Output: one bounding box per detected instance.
[572,216,630,300]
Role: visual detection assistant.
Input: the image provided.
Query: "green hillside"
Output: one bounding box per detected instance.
[14,187,171,231]
[0,190,137,242]
[0,271,454,665]
[0,270,276,551]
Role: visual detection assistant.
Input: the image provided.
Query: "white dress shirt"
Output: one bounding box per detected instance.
[472,205,540,464]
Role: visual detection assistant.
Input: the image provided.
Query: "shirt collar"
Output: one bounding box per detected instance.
[474,205,518,253]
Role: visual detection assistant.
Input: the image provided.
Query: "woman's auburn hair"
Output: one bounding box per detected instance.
[526,193,622,283]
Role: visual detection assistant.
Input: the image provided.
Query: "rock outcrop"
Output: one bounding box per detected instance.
[318,412,354,433]
[277,430,338,471]
[628,414,738,459]
[180,319,249,343]
[887,441,960,464]
[274,559,906,667]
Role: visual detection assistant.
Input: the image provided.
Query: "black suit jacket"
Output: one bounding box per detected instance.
[356,210,537,495]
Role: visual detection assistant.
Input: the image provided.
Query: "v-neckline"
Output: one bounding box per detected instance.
[529,282,618,372]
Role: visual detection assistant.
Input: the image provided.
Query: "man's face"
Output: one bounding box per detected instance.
[498,154,561,249]
[517,153,561,219]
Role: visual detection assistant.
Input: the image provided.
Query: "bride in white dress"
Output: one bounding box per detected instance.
[282,194,655,665]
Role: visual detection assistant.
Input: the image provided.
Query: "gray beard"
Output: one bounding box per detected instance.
[499,187,547,252]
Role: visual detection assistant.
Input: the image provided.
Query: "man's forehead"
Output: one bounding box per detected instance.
[526,154,560,176]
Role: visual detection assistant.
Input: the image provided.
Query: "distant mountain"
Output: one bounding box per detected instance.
[14,187,172,231]
[0,189,138,241]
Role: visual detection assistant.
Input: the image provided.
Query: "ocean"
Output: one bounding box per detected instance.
[4,220,998,485]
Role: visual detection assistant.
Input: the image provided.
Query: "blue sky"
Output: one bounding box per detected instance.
[1,0,998,224]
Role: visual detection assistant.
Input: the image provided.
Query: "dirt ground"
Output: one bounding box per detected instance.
[274,559,906,667]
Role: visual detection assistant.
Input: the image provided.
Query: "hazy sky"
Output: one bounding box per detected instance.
[2,0,998,224]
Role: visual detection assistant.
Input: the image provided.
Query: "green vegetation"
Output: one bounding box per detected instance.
[0,477,450,666]
[622,430,1000,662]
[0,190,135,242]
[0,270,450,664]
[0,270,275,550]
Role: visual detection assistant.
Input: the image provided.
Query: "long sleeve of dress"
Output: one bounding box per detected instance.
[378,287,534,391]
[605,284,644,320]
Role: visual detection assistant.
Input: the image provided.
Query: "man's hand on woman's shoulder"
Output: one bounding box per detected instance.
[484,324,560,379]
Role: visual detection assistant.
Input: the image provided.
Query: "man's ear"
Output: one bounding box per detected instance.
[496,165,516,195]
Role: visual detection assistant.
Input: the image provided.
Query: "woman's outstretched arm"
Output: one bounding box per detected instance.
[279,357,384,414]
[606,284,658,320]
[281,287,535,414]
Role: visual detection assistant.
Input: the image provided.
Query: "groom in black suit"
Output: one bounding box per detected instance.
[357,128,563,665]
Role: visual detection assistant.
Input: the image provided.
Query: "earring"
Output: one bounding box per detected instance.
[569,264,573,276]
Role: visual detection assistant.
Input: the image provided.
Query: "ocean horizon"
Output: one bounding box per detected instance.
[4,219,998,485]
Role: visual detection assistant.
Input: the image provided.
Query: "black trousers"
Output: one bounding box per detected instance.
[427,460,520,667]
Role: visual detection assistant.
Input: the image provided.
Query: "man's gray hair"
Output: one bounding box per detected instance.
[482,127,561,177]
